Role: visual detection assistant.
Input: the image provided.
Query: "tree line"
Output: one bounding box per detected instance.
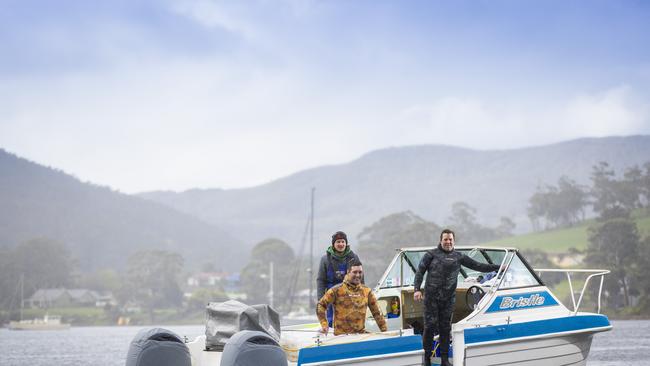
[0,238,229,324]
[527,160,650,315]
[527,161,650,230]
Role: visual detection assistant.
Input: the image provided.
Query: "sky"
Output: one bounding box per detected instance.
[1,0,649,193]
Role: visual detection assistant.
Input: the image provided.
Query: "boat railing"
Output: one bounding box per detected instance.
[535,268,610,315]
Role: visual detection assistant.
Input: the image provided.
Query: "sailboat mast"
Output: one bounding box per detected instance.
[309,187,315,309]
[20,273,24,321]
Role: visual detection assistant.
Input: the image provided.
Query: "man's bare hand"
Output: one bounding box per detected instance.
[414,290,423,301]
[320,325,329,334]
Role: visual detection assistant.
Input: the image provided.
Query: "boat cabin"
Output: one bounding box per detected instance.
[361,246,610,365]
[367,247,524,332]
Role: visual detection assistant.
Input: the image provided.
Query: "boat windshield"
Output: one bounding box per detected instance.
[497,252,543,289]
[379,248,507,289]
[461,248,506,279]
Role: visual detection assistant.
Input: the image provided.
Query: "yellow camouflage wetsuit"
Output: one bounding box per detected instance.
[317,279,387,335]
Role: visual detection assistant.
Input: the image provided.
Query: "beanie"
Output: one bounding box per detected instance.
[331,231,348,245]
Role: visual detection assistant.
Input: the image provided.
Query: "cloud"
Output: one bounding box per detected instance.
[0,56,374,192]
[563,86,649,136]
[2,1,649,193]
[394,86,650,150]
[168,0,258,39]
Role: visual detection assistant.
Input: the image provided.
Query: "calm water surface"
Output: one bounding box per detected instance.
[1,320,648,365]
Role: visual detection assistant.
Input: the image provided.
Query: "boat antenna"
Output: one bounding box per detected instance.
[285,187,317,313]
[284,209,311,313]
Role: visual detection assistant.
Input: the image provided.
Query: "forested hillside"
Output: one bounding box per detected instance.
[0,149,245,272]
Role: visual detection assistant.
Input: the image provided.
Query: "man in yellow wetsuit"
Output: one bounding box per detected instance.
[317,259,387,335]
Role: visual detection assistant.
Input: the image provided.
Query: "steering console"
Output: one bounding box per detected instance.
[465,285,486,311]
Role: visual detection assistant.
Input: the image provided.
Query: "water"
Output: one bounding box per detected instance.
[1,321,648,365]
[587,320,650,365]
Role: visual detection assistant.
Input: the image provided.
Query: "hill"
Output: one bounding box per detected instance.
[482,213,650,253]
[0,149,246,272]
[141,135,650,250]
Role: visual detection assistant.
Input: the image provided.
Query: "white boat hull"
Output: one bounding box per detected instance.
[187,332,432,366]
[8,321,70,331]
[466,333,593,366]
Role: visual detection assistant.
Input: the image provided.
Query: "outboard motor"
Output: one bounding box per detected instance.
[220,330,288,366]
[125,328,190,366]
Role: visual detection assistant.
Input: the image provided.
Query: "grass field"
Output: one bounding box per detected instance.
[482,213,650,253]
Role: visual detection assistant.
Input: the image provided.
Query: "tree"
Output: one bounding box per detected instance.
[590,162,642,218]
[446,202,506,243]
[621,165,644,209]
[123,250,184,322]
[556,176,588,225]
[631,236,650,313]
[357,211,441,286]
[585,218,640,308]
[527,186,548,231]
[590,162,618,214]
[239,238,295,310]
[447,201,486,243]
[642,162,650,208]
[527,176,588,230]
[448,202,478,232]
[0,238,75,309]
[519,249,562,287]
[187,288,228,311]
[495,217,516,238]
[76,269,120,292]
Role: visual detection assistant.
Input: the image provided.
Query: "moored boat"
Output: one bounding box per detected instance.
[7,313,71,331]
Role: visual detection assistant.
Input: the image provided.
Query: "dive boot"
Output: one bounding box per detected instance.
[440,354,451,366]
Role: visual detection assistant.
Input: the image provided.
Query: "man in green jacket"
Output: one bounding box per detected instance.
[316,231,361,327]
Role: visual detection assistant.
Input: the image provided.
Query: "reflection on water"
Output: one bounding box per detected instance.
[0,320,648,365]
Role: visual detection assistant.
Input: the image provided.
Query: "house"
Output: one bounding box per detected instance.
[26,288,116,308]
[187,272,224,287]
[27,289,74,308]
[67,289,100,306]
[93,291,117,307]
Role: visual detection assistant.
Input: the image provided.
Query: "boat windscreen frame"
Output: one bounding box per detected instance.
[374,250,404,290]
[479,249,496,264]
[376,250,423,290]
[512,249,546,287]
[402,251,418,275]
[377,248,505,289]
[375,247,551,292]
[494,250,546,291]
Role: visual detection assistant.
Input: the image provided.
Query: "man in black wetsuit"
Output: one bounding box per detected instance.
[413,229,500,366]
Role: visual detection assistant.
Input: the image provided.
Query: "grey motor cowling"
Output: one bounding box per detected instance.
[205,300,280,351]
[125,328,190,366]
[220,330,288,366]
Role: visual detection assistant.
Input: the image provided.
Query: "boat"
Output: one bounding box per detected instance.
[5,275,71,331]
[7,313,71,331]
[183,245,612,365]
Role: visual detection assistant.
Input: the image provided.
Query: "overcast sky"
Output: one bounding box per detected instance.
[1,0,649,193]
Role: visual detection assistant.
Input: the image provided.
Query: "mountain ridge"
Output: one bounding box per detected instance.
[140,135,650,250]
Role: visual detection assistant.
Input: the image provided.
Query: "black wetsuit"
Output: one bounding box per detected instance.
[414,245,499,365]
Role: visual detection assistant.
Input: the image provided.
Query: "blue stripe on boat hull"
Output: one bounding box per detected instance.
[297,334,422,365]
[295,315,610,364]
[464,314,610,345]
